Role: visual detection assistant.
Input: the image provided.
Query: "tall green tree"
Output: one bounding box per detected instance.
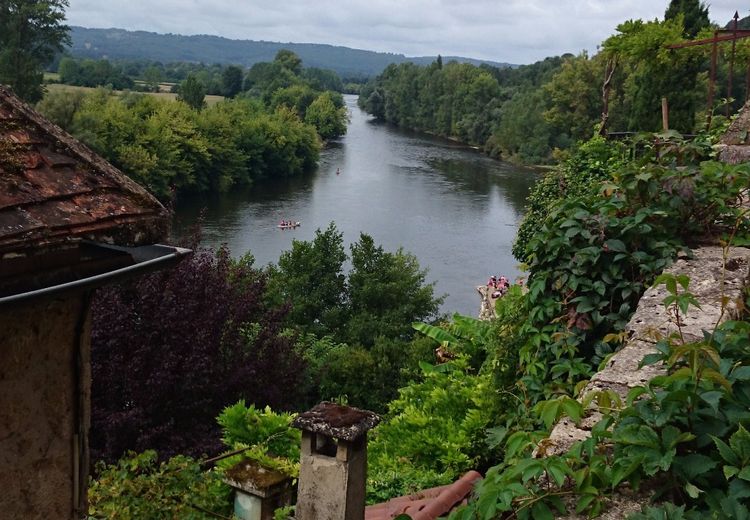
[345,233,442,347]
[274,49,302,75]
[304,91,347,139]
[269,223,347,336]
[177,73,206,110]
[0,0,70,102]
[221,65,243,98]
[665,0,710,38]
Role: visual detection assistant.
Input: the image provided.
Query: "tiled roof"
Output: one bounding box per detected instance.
[0,86,168,255]
[365,471,482,520]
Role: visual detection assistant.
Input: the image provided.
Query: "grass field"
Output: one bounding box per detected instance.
[44,83,225,106]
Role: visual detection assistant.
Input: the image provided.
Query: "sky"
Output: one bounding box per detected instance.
[66,1,745,64]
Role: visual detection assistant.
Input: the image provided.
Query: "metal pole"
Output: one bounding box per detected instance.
[662,97,669,131]
[708,31,718,129]
[728,11,739,116]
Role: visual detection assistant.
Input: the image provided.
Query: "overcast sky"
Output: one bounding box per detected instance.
[66,1,744,64]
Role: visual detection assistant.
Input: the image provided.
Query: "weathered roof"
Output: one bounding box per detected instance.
[365,471,482,520]
[0,86,168,255]
[292,401,381,442]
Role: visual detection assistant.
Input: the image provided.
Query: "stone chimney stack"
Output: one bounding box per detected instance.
[292,402,380,520]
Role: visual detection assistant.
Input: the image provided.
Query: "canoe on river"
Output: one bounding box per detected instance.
[277,221,301,229]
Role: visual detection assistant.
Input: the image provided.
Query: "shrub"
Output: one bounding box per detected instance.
[88,450,231,519]
[91,246,304,462]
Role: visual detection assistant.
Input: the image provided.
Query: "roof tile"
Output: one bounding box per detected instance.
[365,471,482,520]
[0,86,168,253]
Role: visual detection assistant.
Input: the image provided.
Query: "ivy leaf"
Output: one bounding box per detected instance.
[531,501,554,520]
[712,436,740,466]
[700,390,723,414]
[604,239,627,252]
[673,454,718,480]
[729,425,750,463]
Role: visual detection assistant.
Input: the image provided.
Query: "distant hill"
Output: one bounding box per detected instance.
[68,26,515,79]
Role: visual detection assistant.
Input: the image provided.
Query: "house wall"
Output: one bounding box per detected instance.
[0,294,91,520]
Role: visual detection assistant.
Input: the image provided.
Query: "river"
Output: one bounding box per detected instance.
[173,95,538,316]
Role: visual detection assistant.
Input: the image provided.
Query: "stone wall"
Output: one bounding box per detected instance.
[0,294,91,520]
[538,246,750,518]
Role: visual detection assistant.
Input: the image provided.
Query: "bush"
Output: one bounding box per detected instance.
[91,246,304,462]
[513,135,628,262]
[88,450,231,519]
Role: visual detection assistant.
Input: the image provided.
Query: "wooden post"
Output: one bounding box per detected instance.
[599,58,616,136]
[661,97,669,131]
[708,31,718,130]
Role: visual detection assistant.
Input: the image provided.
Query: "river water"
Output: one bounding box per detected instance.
[173,95,537,316]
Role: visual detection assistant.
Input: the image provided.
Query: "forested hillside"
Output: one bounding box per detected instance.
[69,26,514,80]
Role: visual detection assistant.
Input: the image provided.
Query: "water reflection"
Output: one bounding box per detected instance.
[174,95,538,315]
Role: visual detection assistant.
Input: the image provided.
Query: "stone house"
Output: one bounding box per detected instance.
[0,85,188,519]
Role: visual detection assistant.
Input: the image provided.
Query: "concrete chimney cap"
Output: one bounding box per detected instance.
[292,401,381,442]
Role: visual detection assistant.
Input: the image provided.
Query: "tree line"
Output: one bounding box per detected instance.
[36,50,349,200]
[358,2,747,164]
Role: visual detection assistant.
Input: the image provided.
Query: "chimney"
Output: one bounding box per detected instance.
[292,402,380,520]
[223,458,293,520]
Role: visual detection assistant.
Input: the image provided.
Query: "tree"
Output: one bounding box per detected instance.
[345,233,442,347]
[274,49,302,75]
[0,0,70,102]
[91,247,304,462]
[665,0,709,38]
[304,91,348,139]
[268,223,347,336]
[177,73,206,110]
[221,65,243,98]
[143,65,162,92]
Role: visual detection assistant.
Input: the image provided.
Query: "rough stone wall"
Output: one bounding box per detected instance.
[476,285,497,320]
[0,295,91,520]
[538,247,750,518]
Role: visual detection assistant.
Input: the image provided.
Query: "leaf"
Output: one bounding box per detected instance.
[531,501,554,520]
[729,425,750,463]
[673,454,718,480]
[485,426,508,450]
[713,436,740,466]
[412,322,458,347]
[684,482,702,499]
[724,465,740,479]
[604,239,627,252]
[700,390,724,414]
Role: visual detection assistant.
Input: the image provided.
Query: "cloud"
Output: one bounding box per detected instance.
[66,0,745,64]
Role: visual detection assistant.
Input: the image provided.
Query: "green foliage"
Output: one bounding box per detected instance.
[37,88,321,199]
[0,0,70,102]
[269,223,347,336]
[177,73,206,110]
[216,400,300,477]
[452,259,750,519]
[346,233,443,346]
[88,450,231,519]
[665,0,710,38]
[603,17,704,132]
[267,226,443,346]
[57,56,134,90]
[304,90,348,139]
[513,135,628,262]
[368,358,499,502]
[221,65,243,98]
